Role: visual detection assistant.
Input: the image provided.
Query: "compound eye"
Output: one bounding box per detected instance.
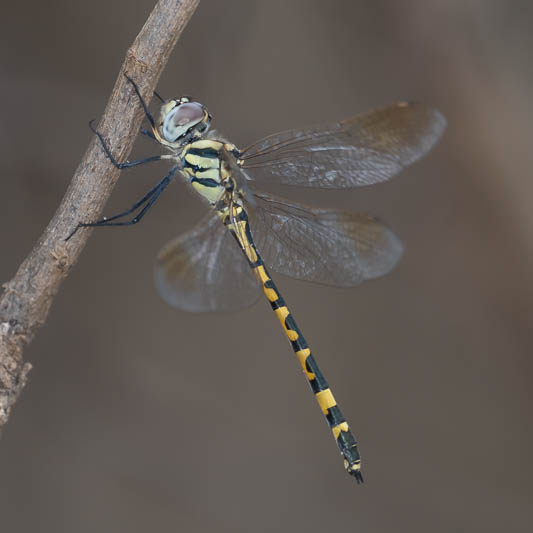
[162,102,204,142]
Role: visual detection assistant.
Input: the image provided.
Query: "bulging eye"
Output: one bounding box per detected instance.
[162,102,205,142]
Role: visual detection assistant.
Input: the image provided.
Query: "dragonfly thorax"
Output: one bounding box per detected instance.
[180,139,239,206]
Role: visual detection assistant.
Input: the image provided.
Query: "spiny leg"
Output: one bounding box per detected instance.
[123,72,157,130]
[91,74,170,166]
[66,166,178,241]
[227,205,363,482]
[153,90,165,104]
[90,120,167,169]
[66,175,170,239]
[123,73,164,135]
[140,128,157,141]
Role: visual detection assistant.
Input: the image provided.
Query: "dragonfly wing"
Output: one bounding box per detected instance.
[239,102,445,188]
[154,212,261,312]
[247,193,403,286]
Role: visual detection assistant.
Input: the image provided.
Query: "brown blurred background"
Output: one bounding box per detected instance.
[1,1,532,531]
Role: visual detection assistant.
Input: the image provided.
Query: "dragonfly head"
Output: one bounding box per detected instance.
[157,96,211,147]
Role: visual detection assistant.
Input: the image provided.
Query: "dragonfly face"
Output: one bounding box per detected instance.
[155,97,211,149]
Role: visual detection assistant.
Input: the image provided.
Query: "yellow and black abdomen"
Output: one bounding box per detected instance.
[181,140,231,205]
[225,205,363,482]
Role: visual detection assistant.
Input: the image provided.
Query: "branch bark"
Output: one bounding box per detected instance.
[0,0,200,432]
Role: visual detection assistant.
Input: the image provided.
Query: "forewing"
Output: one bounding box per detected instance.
[239,102,445,188]
[154,212,261,312]
[248,193,403,286]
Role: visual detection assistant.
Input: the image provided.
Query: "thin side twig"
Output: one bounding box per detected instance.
[0,0,200,432]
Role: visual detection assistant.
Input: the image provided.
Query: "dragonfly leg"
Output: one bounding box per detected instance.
[123,72,157,129]
[153,90,165,104]
[65,166,178,241]
[140,127,157,141]
[89,120,165,169]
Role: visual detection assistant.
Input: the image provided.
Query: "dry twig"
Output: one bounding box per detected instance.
[0,0,200,432]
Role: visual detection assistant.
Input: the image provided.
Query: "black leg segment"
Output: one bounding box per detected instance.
[153,90,165,104]
[123,73,156,129]
[65,165,179,241]
[140,127,157,141]
[89,120,164,169]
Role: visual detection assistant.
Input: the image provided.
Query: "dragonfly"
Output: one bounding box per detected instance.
[68,73,445,482]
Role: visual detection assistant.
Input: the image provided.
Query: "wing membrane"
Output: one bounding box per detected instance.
[240,102,445,188]
[154,212,260,312]
[247,193,403,286]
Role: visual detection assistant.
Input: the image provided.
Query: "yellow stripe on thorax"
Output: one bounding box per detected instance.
[191,180,224,204]
[184,152,220,169]
[189,139,223,150]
